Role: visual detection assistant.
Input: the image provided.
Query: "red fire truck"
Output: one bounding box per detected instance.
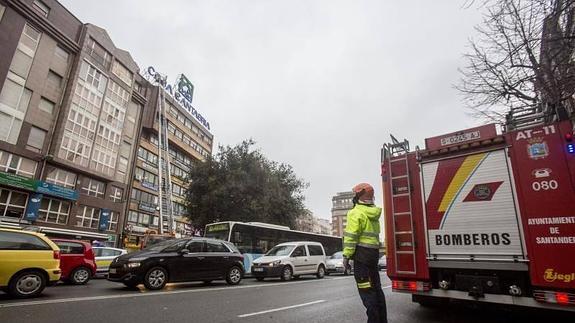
[381,114,575,312]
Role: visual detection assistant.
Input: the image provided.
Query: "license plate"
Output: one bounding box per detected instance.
[252,268,264,272]
[109,268,117,274]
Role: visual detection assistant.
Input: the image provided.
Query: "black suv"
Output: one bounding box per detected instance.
[107,238,244,290]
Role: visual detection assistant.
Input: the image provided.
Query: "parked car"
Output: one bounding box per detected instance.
[326,251,352,275]
[93,247,127,276]
[251,241,327,281]
[52,239,97,285]
[378,255,387,271]
[0,228,61,298]
[107,238,244,290]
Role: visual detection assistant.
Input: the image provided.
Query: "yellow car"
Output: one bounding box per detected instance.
[0,228,61,298]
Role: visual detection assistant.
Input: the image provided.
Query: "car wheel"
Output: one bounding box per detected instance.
[70,267,91,285]
[255,277,264,281]
[280,266,292,281]
[8,270,46,298]
[316,265,325,279]
[144,267,168,290]
[123,281,138,288]
[226,266,242,285]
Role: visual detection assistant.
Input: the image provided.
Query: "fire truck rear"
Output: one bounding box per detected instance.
[381,115,575,311]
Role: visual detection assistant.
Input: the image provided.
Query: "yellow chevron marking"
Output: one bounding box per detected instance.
[438,153,487,212]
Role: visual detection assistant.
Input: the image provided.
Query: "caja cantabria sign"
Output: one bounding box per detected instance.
[144,66,211,131]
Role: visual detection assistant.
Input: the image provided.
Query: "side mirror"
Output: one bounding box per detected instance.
[180,249,190,255]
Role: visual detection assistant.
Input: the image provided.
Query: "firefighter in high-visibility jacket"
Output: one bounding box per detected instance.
[343,183,387,323]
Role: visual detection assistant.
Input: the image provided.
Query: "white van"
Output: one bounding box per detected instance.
[251,241,327,281]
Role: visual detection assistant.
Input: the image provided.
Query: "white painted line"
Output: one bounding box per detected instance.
[0,276,350,309]
[238,300,326,318]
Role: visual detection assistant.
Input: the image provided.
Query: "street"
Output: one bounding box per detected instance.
[1,273,573,323]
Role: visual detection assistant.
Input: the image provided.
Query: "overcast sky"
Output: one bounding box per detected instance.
[60,0,485,220]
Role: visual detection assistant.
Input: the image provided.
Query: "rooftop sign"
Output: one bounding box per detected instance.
[144,66,211,131]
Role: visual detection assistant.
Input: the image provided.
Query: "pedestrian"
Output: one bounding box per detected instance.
[343,183,387,323]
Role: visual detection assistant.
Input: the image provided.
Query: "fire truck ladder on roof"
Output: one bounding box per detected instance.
[156,87,175,235]
[383,135,417,275]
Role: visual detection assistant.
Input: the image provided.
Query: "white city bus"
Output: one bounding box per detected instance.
[204,221,342,275]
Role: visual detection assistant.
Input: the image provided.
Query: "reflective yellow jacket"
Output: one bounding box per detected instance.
[343,203,382,258]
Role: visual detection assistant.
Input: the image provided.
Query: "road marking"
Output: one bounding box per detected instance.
[238,300,326,318]
[0,277,352,309]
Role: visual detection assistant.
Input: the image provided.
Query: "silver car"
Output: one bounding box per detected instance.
[325,251,352,275]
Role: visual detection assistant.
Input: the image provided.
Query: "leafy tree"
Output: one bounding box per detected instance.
[185,140,308,231]
[457,0,575,122]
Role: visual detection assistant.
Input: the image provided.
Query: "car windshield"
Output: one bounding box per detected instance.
[330,252,343,259]
[265,245,295,256]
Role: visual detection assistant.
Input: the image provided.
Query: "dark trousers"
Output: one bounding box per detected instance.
[354,259,388,323]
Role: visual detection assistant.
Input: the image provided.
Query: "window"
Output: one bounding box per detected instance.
[124,101,140,138]
[137,147,158,166]
[0,188,28,218]
[112,60,133,86]
[108,212,118,231]
[32,0,50,17]
[80,177,105,198]
[172,183,186,197]
[131,188,158,205]
[10,49,33,78]
[44,166,76,188]
[0,76,32,143]
[86,38,111,69]
[37,198,70,224]
[308,245,324,256]
[0,231,50,250]
[56,241,84,254]
[291,246,307,257]
[26,126,46,152]
[107,80,129,108]
[46,70,63,92]
[38,97,55,114]
[206,241,229,253]
[135,167,158,190]
[0,150,37,178]
[185,240,203,253]
[76,205,99,228]
[110,186,123,202]
[128,211,152,226]
[172,201,186,216]
[79,61,107,94]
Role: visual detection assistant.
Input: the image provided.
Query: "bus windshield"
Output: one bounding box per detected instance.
[266,245,295,256]
[204,223,231,241]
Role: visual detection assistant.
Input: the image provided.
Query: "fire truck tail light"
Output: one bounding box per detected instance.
[534,290,575,306]
[556,293,570,305]
[392,280,431,293]
[565,133,573,142]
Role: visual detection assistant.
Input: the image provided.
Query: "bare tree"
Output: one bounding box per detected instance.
[457,0,575,122]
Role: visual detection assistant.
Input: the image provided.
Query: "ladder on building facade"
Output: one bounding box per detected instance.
[383,135,417,275]
[156,87,175,234]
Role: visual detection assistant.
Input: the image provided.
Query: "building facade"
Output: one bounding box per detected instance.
[124,76,213,247]
[330,191,354,237]
[0,0,213,247]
